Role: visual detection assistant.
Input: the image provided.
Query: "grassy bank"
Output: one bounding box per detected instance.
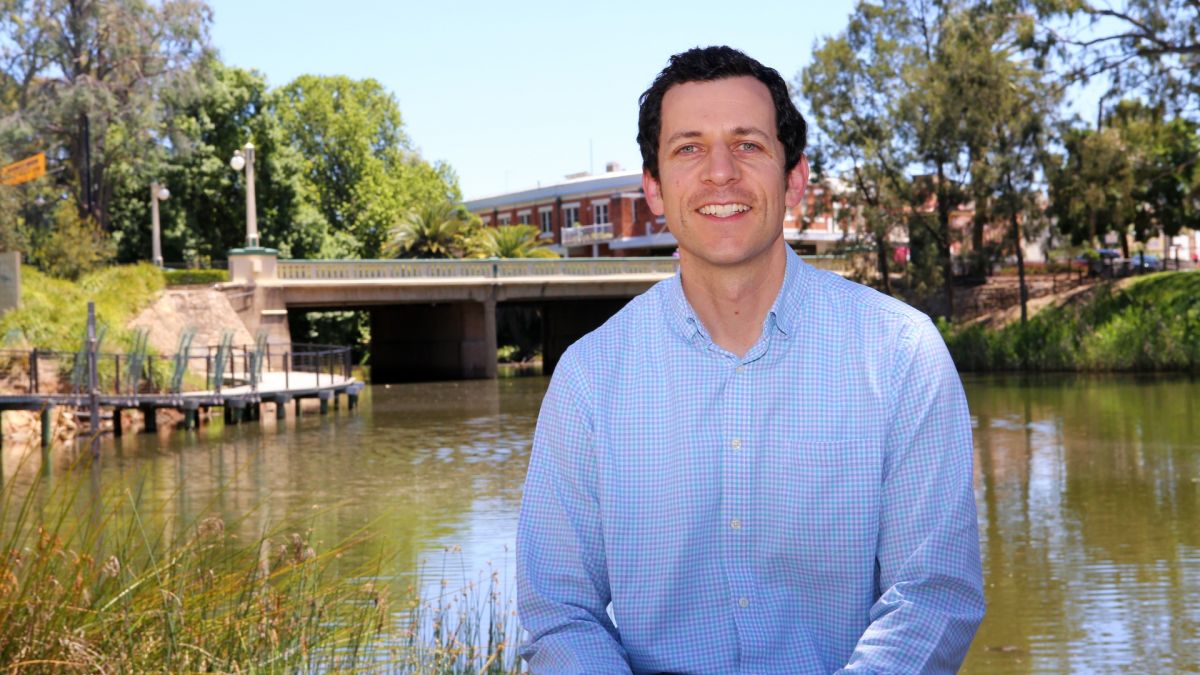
[940,271,1200,372]
[0,264,165,352]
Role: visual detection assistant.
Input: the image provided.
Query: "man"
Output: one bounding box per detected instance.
[517,46,984,674]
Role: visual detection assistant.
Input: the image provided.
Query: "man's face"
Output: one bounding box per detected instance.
[644,76,808,271]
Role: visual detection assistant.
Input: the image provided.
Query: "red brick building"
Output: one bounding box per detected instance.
[463,165,868,257]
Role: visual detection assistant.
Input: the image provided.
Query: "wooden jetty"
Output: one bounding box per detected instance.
[0,305,362,451]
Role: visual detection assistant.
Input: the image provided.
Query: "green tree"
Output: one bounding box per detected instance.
[383,202,472,259]
[469,224,559,259]
[802,2,916,295]
[272,75,461,258]
[1048,101,1199,254]
[108,62,327,264]
[30,199,115,279]
[803,0,978,314]
[944,4,1058,326]
[0,0,212,230]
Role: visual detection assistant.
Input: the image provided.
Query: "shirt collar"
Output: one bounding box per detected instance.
[662,242,809,346]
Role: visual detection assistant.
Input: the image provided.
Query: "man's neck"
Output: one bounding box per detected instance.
[679,242,788,358]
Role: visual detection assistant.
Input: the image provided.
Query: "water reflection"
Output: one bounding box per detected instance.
[3,375,1197,671]
[963,375,1200,673]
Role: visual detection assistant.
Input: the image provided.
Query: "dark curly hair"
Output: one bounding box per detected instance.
[637,46,807,181]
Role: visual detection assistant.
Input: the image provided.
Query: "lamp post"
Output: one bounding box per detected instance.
[150,182,169,267]
[230,142,258,248]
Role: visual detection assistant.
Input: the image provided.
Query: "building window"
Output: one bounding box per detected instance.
[593,202,610,224]
[563,205,579,228]
[498,214,511,226]
[518,211,531,225]
[539,208,553,234]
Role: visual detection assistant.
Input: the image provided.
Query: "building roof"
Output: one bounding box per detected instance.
[465,169,644,212]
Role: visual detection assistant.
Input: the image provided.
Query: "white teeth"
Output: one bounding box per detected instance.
[698,203,750,217]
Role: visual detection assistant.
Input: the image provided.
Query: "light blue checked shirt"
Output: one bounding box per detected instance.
[517,245,984,674]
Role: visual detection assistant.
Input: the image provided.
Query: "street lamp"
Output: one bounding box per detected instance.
[150,182,169,267]
[230,142,259,248]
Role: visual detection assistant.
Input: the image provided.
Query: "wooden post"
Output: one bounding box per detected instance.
[86,303,100,442]
[276,397,288,420]
[41,405,54,449]
[320,395,329,415]
[113,408,123,436]
[348,391,358,410]
[29,349,38,394]
[294,397,302,417]
[142,406,157,432]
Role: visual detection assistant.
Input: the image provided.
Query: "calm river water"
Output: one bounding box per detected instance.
[3,374,1198,672]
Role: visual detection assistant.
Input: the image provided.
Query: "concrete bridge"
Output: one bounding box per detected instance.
[225,250,850,382]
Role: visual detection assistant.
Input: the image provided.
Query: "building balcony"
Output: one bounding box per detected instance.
[562,223,613,247]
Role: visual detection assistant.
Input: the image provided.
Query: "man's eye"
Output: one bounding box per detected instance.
[677,144,698,154]
[738,142,760,152]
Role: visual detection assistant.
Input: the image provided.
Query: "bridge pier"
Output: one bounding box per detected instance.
[370,300,497,383]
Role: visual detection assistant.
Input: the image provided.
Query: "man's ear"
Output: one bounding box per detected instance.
[784,155,810,209]
[643,170,665,217]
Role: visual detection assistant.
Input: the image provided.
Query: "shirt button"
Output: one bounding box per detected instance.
[730,518,742,530]
[730,438,741,450]
[735,365,745,373]
[738,597,749,608]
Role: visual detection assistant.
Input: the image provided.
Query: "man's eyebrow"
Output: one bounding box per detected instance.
[732,126,771,139]
[664,130,703,146]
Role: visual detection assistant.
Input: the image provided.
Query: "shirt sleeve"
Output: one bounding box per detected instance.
[517,348,632,673]
[840,316,986,673]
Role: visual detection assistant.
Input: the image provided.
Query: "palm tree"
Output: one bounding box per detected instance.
[384,202,472,258]
[471,224,559,259]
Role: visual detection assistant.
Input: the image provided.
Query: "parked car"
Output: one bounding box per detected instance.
[1130,253,1161,271]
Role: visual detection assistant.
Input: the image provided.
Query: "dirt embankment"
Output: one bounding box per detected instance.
[127,287,255,357]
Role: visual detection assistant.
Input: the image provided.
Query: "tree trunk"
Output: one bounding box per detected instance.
[1011,210,1028,326]
[936,162,954,320]
[876,228,892,295]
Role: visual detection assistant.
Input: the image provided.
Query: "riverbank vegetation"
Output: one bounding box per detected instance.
[0,264,164,352]
[0,454,522,672]
[940,271,1200,372]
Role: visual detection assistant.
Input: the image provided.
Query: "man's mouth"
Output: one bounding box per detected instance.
[697,203,751,218]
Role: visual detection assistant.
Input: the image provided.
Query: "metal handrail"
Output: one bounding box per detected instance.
[0,344,353,397]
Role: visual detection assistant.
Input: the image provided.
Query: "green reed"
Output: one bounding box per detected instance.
[0,451,388,672]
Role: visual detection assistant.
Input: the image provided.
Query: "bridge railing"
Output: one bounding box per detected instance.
[274,255,852,281]
[276,258,681,281]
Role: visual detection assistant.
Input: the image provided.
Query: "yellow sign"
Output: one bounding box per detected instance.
[1,153,46,186]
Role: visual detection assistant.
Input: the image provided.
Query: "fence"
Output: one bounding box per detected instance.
[0,343,352,398]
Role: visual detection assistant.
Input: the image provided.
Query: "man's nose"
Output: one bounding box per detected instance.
[702,145,739,185]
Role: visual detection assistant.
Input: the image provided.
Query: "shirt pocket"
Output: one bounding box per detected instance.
[757,438,884,581]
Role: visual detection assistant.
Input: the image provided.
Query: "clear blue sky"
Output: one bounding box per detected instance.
[205,0,860,200]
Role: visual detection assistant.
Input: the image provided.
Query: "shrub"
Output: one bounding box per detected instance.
[941,271,1200,372]
[164,268,230,286]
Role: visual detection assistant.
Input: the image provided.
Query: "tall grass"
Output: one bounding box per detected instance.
[941,271,1200,372]
[0,448,527,673]
[0,453,388,672]
[389,548,522,673]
